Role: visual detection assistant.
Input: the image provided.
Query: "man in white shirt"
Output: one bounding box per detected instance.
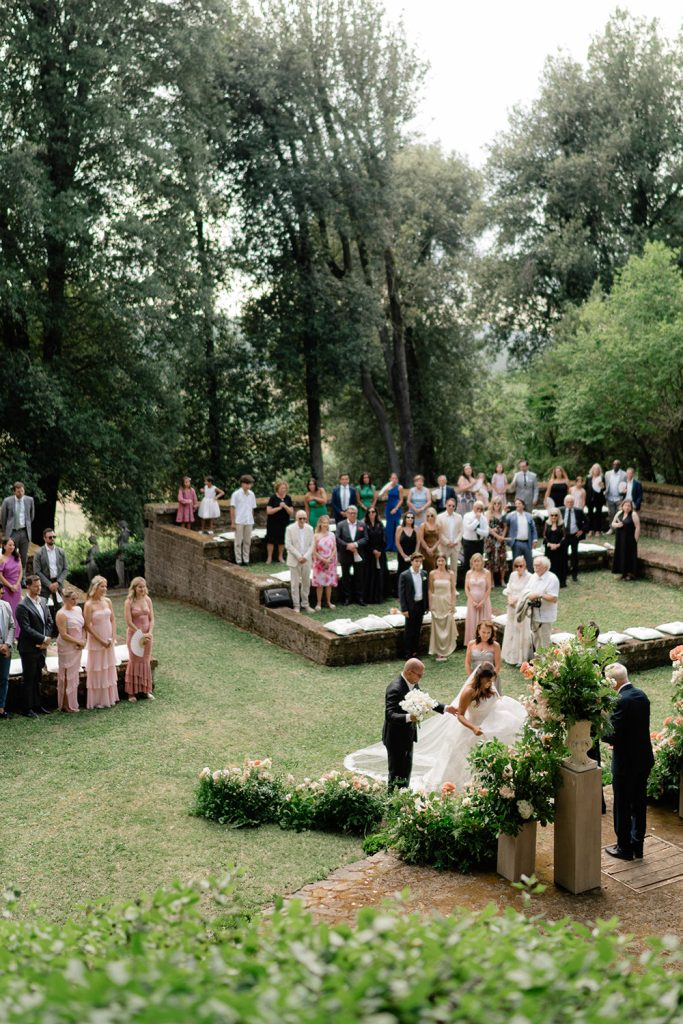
[604,459,627,529]
[527,555,560,651]
[437,498,463,569]
[230,474,257,565]
[461,501,489,569]
[285,510,314,613]
[33,528,68,613]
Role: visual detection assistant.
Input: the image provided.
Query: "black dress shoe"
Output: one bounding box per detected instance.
[22,710,39,719]
[36,706,51,715]
[632,846,644,859]
[0,711,11,720]
[605,845,633,861]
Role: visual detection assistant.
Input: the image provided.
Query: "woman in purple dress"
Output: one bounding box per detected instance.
[0,537,22,639]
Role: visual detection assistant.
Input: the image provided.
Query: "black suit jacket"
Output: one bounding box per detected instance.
[382,674,445,753]
[331,485,358,522]
[16,596,54,653]
[562,506,586,536]
[336,520,367,564]
[603,684,654,778]
[398,568,428,614]
[435,485,457,513]
[628,480,643,510]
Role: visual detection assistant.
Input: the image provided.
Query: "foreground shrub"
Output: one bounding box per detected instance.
[1,879,680,1022]
[194,758,282,827]
[279,769,388,835]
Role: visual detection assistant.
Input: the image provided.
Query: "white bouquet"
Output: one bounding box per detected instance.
[400,689,438,722]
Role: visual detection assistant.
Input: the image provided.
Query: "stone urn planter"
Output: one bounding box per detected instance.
[563,719,596,772]
[497,821,537,882]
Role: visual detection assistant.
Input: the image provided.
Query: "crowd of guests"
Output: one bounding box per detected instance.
[0,481,155,722]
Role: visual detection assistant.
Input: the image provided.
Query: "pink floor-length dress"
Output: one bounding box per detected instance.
[57,606,84,711]
[86,606,119,709]
[311,533,338,588]
[0,555,22,639]
[464,572,493,644]
[125,604,153,696]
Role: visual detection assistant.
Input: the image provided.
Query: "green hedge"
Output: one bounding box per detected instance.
[0,876,680,1022]
[67,538,145,591]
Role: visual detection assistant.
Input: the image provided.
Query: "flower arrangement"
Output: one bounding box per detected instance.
[279,769,387,835]
[400,689,438,722]
[520,635,617,738]
[647,645,683,800]
[194,757,282,828]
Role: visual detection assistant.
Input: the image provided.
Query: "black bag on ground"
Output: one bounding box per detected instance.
[263,587,293,609]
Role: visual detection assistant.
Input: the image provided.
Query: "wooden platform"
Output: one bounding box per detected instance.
[601,834,683,893]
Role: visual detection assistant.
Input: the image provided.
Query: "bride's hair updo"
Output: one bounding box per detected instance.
[470,664,497,705]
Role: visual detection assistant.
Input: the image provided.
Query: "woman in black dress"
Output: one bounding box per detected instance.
[395,512,418,573]
[611,499,640,580]
[543,510,567,585]
[363,506,388,603]
[265,480,293,564]
[544,465,570,511]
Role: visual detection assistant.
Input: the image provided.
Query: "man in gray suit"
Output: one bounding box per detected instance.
[1,481,34,573]
[33,527,68,622]
[511,459,539,511]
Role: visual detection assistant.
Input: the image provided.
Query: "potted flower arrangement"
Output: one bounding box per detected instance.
[520,635,617,771]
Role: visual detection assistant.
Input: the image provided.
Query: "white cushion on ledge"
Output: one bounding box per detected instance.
[656,621,683,637]
[492,614,508,627]
[382,613,406,628]
[623,627,665,642]
[549,631,575,643]
[324,619,363,636]
[455,605,468,620]
[355,615,389,632]
[598,631,632,646]
[577,542,608,553]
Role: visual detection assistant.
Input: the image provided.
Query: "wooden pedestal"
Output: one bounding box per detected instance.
[497,821,537,882]
[553,764,602,893]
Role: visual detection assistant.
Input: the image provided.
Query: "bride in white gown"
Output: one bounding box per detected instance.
[344,664,527,793]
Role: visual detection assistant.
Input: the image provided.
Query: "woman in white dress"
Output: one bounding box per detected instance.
[197,476,225,534]
[501,556,532,666]
[344,665,526,793]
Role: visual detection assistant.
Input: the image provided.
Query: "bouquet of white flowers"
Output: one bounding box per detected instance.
[400,689,438,722]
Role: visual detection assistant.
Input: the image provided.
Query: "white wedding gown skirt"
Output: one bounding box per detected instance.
[344,688,527,793]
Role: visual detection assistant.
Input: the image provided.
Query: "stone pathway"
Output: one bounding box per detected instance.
[286,797,683,940]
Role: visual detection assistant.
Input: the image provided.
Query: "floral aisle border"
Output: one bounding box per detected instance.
[648,645,683,800]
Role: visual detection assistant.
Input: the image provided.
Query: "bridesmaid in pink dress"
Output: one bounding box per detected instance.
[56,587,86,712]
[84,576,119,709]
[176,476,198,528]
[311,515,338,612]
[124,577,155,702]
[0,537,22,639]
[464,552,493,644]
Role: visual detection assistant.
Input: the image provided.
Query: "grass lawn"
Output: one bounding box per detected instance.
[0,570,679,922]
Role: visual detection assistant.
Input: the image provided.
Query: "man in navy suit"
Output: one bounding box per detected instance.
[331,472,357,525]
[398,553,429,658]
[624,467,643,511]
[434,475,456,514]
[505,498,537,570]
[603,663,654,860]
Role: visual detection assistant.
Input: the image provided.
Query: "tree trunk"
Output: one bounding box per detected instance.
[361,362,400,472]
[384,246,417,478]
[303,328,324,484]
[195,216,222,477]
[34,472,60,539]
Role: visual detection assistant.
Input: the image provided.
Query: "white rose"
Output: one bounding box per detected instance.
[517,800,534,820]
[212,771,222,783]
[199,767,211,779]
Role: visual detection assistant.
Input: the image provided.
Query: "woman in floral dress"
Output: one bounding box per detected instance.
[484,496,508,587]
[311,515,338,612]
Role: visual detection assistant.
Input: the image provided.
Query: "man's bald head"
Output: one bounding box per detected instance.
[605,662,629,689]
[403,659,425,685]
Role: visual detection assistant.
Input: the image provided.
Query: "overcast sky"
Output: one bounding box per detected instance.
[382,0,682,166]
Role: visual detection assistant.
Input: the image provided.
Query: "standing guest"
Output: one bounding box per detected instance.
[473,472,490,505]
[433,474,456,514]
[380,473,403,552]
[437,497,463,570]
[55,585,85,713]
[1,481,34,575]
[604,459,627,529]
[363,506,388,604]
[124,577,155,702]
[456,463,478,516]
[407,475,431,528]
[611,499,640,581]
[527,555,559,652]
[176,476,198,529]
[285,511,315,613]
[570,474,587,510]
[543,510,567,586]
[395,512,418,573]
[265,480,293,564]
[230,474,257,565]
[544,465,570,510]
[461,500,489,569]
[0,595,16,720]
[562,495,585,583]
[16,574,53,718]
[464,552,492,645]
[382,658,452,791]
[399,553,428,658]
[336,505,367,606]
[624,467,643,510]
[0,537,22,638]
[484,496,508,587]
[356,472,376,521]
[505,497,537,571]
[33,527,68,621]
[585,464,605,537]
[417,508,441,573]
[428,554,457,661]
[83,575,119,710]
[331,472,357,525]
[465,620,501,682]
[501,557,533,666]
[197,476,225,535]
[511,459,539,510]
[303,477,328,528]
[603,663,654,860]
[491,463,509,505]
[311,515,337,612]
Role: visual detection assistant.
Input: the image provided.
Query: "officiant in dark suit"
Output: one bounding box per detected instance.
[398,552,428,658]
[16,575,53,718]
[603,663,654,860]
[335,505,367,605]
[382,658,454,791]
